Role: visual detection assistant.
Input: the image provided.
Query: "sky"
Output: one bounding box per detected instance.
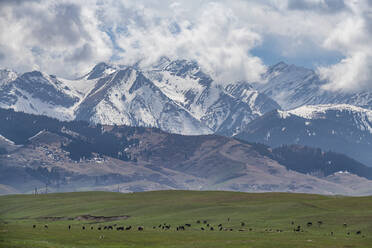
[0,0,371,92]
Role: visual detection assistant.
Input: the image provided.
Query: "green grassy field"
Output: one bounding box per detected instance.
[0,191,371,248]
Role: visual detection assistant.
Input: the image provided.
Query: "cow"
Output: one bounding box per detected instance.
[210,227,214,231]
[98,227,102,230]
[68,225,71,230]
[138,226,144,231]
[126,226,132,230]
[108,226,113,230]
[44,224,48,229]
[241,222,245,227]
[91,226,94,230]
[201,227,205,231]
[33,225,36,229]
[117,226,124,231]
[307,222,312,227]
[203,220,207,224]
[185,224,191,227]
[196,220,201,224]
[356,230,362,235]
[82,226,85,230]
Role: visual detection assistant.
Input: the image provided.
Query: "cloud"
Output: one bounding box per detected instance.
[317,0,372,92]
[287,0,347,13]
[0,0,371,91]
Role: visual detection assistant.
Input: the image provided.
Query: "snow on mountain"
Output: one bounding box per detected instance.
[0,71,82,120]
[75,66,212,135]
[0,69,17,86]
[235,104,372,166]
[255,62,372,110]
[288,104,372,134]
[145,58,280,136]
[0,60,281,136]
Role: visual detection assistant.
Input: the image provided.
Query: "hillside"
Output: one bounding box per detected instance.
[0,191,371,248]
[1,108,372,195]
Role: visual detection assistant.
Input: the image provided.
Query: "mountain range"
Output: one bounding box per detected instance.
[1,59,372,195]
[1,108,372,196]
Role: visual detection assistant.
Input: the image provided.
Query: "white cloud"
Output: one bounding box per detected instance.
[318,0,372,92]
[0,0,371,91]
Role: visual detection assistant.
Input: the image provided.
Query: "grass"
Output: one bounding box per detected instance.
[0,190,371,248]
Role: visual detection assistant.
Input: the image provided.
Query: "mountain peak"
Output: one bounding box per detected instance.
[86,62,115,80]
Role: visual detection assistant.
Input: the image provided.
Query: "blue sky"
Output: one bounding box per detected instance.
[0,0,371,91]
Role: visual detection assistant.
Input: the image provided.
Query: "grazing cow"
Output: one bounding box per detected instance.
[68,225,71,230]
[229,228,233,231]
[126,226,132,230]
[98,227,102,230]
[165,225,171,230]
[210,227,214,231]
[104,226,107,230]
[307,222,312,227]
[218,224,222,227]
[153,226,156,229]
[138,226,144,231]
[201,227,205,231]
[206,223,210,227]
[356,230,362,235]
[33,225,36,229]
[82,226,85,230]
[241,222,245,227]
[294,226,301,232]
[117,226,124,231]
[158,224,162,228]
[203,220,207,224]
[108,226,113,230]
[219,227,223,231]
[185,224,191,227]
[44,224,48,229]
[91,226,94,230]
[347,232,350,235]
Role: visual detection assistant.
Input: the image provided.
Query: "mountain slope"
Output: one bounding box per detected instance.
[255,62,372,110]
[0,60,281,136]
[1,108,372,195]
[235,104,372,166]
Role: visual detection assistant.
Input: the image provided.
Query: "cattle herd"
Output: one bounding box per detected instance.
[31,218,365,237]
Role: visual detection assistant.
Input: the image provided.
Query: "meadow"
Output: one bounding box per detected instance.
[0,190,371,248]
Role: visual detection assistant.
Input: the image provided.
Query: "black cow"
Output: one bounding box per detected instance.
[82,226,85,230]
[126,226,132,230]
[68,225,71,230]
[307,222,312,227]
[356,230,362,235]
[138,226,144,231]
[185,224,191,227]
[91,226,94,230]
[210,227,214,231]
[201,227,205,231]
[117,226,124,231]
[33,225,36,228]
[203,220,207,224]
[44,224,48,229]
[98,227,102,230]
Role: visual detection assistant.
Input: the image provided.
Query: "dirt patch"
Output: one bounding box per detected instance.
[38,214,130,222]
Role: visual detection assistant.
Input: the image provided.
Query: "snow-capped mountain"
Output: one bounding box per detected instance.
[254,62,372,110]
[0,60,280,136]
[145,58,280,135]
[0,70,80,120]
[235,104,372,166]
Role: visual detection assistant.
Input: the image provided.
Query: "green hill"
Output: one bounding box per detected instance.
[0,191,371,248]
